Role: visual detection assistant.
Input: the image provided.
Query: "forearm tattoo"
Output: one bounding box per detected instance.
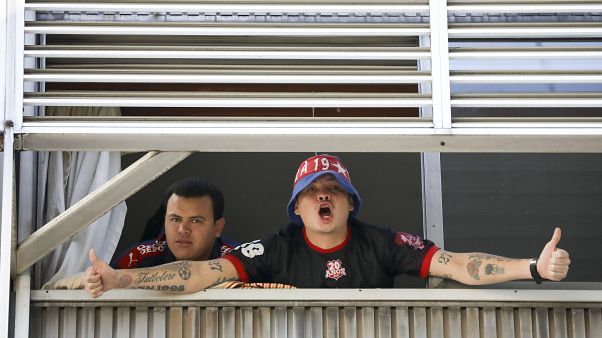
[137,285,185,292]
[485,263,505,275]
[466,254,509,280]
[470,253,519,262]
[209,260,223,272]
[117,275,133,288]
[437,252,452,265]
[429,272,453,279]
[135,271,176,284]
[466,256,482,280]
[132,261,193,289]
[178,261,192,280]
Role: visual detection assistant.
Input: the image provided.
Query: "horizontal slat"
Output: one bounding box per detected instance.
[16,117,602,152]
[24,2,430,13]
[25,22,429,36]
[24,69,431,83]
[24,45,430,60]
[451,93,602,108]
[23,92,432,107]
[448,3,602,13]
[42,64,416,70]
[24,1,602,14]
[450,71,602,84]
[449,47,602,59]
[449,23,602,38]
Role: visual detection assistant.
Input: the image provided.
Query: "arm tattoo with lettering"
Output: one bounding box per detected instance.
[137,285,186,292]
[135,271,176,285]
[485,263,505,275]
[437,252,452,265]
[206,276,237,288]
[209,260,223,272]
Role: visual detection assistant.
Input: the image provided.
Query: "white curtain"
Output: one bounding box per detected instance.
[38,106,127,285]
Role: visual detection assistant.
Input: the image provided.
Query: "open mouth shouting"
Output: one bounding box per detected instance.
[318,202,333,221]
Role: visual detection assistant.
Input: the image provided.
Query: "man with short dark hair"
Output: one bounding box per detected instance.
[85,155,570,297]
[110,177,236,269]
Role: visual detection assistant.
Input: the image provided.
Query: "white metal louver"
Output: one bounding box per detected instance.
[9,0,601,152]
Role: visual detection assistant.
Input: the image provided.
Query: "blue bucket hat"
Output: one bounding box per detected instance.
[287,154,361,225]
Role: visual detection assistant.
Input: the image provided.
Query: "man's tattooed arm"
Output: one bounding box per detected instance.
[113,258,240,293]
[428,250,532,286]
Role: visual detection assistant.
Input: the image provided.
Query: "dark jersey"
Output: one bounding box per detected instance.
[223,220,439,288]
[110,233,237,269]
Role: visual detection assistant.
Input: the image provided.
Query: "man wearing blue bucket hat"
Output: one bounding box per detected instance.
[85,154,571,297]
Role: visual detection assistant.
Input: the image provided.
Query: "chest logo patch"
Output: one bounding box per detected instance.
[394,232,425,250]
[236,240,265,259]
[325,259,347,281]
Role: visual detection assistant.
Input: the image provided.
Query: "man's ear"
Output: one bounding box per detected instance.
[294,200,300,215]
[214,218,226,237]
[348,195,355,212]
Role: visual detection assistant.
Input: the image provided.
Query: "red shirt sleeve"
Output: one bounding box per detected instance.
[419,246,440,279]
[222,254,250,282]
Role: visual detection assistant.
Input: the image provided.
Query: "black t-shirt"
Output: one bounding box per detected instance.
[224,220,439,288]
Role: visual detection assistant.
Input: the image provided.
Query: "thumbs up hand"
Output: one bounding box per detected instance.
[85,249,117,298]
[537,228,571,281]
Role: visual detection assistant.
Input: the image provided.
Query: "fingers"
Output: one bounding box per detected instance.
[545,249,570,281]
[552,248,569,260]
[84,266,103,298]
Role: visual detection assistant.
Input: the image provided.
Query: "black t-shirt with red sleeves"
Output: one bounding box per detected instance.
[223,220,439,288]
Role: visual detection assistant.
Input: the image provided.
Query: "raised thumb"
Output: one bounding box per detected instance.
[89,248,99,264]
[547,227,561,249]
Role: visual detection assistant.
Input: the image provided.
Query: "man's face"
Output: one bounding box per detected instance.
[294,174,354,235]
[164,194,224,261]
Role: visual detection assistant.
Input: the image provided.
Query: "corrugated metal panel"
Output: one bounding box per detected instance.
[30,304,602,338]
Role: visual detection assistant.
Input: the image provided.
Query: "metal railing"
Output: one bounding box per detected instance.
[30,289,602,338]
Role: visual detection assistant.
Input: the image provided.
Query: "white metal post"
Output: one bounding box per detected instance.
[6,0,24,131]
[14,272,30,338]
[0,128,15,338]
[0,0,6,128]
[1,0,19,334]
[421,153,444,248]
[429,0,452,129]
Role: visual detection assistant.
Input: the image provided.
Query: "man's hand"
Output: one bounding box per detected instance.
[84,249,117,298]
[537,227,571,281]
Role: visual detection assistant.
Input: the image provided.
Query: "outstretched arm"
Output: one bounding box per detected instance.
[428,227,570,285]
[85,249,239,298]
